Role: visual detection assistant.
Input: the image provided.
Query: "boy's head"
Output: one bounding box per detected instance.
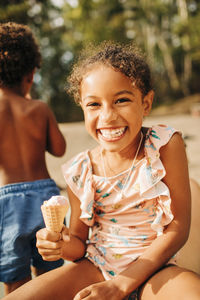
[0,22,41,88]
[68,41,152,104]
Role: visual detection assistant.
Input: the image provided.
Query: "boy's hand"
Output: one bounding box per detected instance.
[36,226,69,261]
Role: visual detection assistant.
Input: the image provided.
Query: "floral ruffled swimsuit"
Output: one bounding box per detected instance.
[62,125,178,285]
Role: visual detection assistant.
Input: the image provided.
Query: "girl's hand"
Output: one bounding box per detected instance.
[73,280,125,300]
[36,226,69,261]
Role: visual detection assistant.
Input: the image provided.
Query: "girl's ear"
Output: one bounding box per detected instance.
[143,90,154,116]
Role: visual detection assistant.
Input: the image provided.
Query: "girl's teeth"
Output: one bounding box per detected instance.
[100,127,126,138]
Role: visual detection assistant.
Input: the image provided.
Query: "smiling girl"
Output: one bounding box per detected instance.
[3,41,200,300]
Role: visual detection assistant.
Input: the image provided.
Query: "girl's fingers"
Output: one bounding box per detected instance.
[36,239,62,251]
[38,247,61,255]
[61,225,69,235]
[36,228,61,242]
[61,226,70,242]
[39,254,62,261]
[37,248,62,261]
[74,289,91,300]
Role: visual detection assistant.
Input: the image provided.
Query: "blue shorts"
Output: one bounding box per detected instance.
[0,179,64,283]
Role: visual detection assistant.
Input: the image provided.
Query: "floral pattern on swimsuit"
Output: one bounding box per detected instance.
[62,125,179,280]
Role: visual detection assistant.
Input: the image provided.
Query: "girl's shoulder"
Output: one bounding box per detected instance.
[144,124,179,147]
[143,124,181,160]
[62,149,91,175]
[62,147,101,185]
[62,149,96,225]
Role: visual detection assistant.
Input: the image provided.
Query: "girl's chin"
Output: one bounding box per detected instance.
[98,140,126,152]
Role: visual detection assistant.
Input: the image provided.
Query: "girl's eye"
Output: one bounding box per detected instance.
[115,98,131,104]
[86,102,100,108]
[88,102,99,106]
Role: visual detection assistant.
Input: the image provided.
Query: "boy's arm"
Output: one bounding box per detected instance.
[45,103,66,156]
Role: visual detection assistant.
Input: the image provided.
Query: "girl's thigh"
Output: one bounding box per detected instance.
[3,258,104,300]
[139,265,200,300]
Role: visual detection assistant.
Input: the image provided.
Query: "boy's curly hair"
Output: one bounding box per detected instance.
[0,22,41,88]
[68,41,152,104]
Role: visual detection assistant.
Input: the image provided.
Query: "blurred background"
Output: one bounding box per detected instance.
[0,0,200,122]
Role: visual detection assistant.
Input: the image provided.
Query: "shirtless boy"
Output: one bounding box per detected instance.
[0,22,66,295]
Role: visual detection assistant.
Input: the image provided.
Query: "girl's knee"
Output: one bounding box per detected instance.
[180,270,200,300]
[140,266,200,300]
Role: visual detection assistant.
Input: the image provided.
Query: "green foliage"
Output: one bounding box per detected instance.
[1,0,199,121]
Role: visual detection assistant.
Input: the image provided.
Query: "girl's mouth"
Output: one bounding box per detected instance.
[97,127,127,141]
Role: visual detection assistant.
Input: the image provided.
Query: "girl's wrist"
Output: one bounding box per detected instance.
[60,234,86,261]
[111,275,138,298]
[105,278,127,299]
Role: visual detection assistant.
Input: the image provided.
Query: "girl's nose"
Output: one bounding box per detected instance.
[99,106,118,123]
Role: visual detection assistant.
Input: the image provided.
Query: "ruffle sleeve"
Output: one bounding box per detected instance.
[62,151,95,226]
[139,125,181,236]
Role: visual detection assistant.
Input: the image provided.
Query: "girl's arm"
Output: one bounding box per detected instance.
[61,186,89,260]
[36,186,89,262]
[112,132,191,296]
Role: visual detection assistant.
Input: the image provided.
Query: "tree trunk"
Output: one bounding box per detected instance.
[157,35,180,91]
[176,0,192,95]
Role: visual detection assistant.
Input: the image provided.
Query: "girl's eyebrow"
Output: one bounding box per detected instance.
[82,95,100,101]
[115,90,134,96]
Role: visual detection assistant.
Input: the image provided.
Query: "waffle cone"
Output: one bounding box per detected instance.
[41,204,68,233]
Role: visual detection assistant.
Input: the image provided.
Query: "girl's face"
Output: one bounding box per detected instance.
[80,65,153,154]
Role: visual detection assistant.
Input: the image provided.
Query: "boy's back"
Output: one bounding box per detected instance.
[0,89,65,186]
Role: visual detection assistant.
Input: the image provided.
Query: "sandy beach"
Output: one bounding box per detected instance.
[1,114,200,298]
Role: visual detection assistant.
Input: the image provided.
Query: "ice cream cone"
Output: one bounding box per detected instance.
[41,204,68,233]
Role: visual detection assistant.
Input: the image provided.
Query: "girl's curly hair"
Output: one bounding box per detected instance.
[0,22,41,88]
[68,41,152,104]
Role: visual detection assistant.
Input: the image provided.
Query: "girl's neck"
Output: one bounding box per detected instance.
[91,131,145,177]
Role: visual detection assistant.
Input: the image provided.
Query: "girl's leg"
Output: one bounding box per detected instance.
[4,276,32,295]
[175,178,200,274]
[4,267,60,295]
[139,265,200,300]
[3,258,104,300]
